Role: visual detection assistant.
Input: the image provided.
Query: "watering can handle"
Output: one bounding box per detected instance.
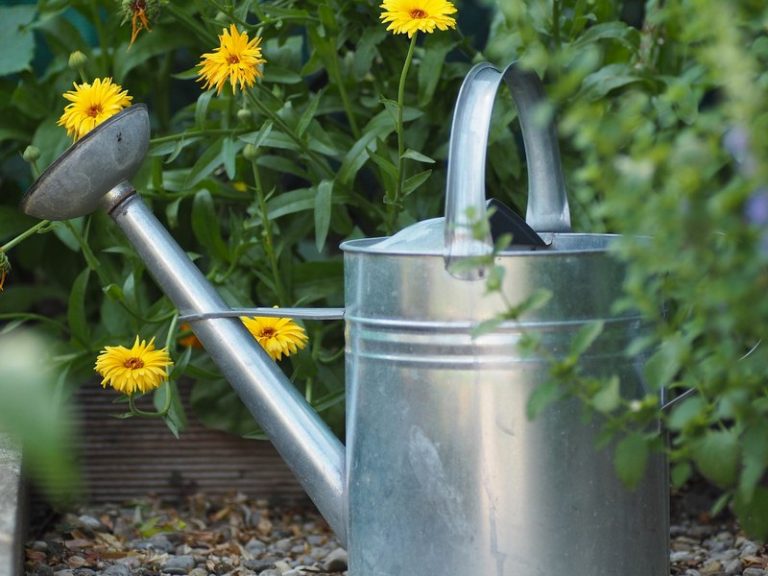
[444,62,571,279]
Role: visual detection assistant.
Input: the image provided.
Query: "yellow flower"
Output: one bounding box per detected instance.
[380,0,457,37]
[197,24,266,95]
[95,336,173,395]
[58,78,133,141]
[242,316,308,361]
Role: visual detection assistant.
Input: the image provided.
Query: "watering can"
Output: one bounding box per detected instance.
[21,62,669,575]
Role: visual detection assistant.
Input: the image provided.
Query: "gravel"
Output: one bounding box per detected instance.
[23,491,768,576]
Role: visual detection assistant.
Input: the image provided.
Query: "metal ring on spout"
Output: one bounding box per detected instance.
[179,307,345,323]
[444,62,571,280]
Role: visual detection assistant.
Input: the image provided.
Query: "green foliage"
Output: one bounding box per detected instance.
[2,0,768,538]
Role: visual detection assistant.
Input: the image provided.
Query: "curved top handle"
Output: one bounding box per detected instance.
[444,62,571,279]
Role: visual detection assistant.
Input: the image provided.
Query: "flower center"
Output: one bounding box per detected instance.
[86,104,103,118]
[260,328,276,338]
[227,54,241,64]
[409,8,427,18]
[124,357,144,370]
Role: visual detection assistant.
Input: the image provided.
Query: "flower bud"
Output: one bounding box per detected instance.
[243,143,259,161]
[237,107,252,123]
[68,50,88,70]
[22,145,40,163]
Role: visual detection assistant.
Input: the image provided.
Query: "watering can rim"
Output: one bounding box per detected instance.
[20,104,149,221]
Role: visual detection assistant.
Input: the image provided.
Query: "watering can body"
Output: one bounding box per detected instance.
[342,233,668,575]
[21,62,669,576]
[339,62,668,574]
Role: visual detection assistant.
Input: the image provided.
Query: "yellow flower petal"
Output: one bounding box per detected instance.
[196,24,266,94]
[241,315,309,361]
[379,0,457,37]
[94,336,173,395]
[57,77,133,141]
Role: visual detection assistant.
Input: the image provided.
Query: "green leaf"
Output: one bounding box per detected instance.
[154,380,187,438]
[222,137,241,180]
[184,138,223,188]
[670,461,692,488]
[417,34,456,106]
[239,121,274,150]
[195,89,215,128]
[570,320,605,356]
[614,433,649,489]
[315,180,333,253]
[592,376,621,414]
[581,64,645,100]
[297,90,323,138]
[734,487,768,541]
[262,66,303,84]
[338,111,396,185]
[571,22,639,51]
[402,149,436,164]
[471,316,505,339]
[0,6,36,76]
[739,420,768,502]
[402,170,433,196]
[643,338,684,390]
[67,268,90,346]
[527,379,562,419]
[692,429,739,488]
[266,187,315,219]
[191,189,229,261]
[667,396,707,431]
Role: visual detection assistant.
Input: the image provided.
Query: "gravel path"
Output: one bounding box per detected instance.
[23,491,768,576]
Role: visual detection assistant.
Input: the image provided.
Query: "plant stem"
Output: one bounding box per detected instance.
[150,128,245,144]
[251,161,287,305]
[1,220,51,252]
[386,32,418,235]
[247,89,335,179]
[327,43,360,139]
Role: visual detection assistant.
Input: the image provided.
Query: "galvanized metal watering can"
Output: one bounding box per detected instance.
[22,62,669,575]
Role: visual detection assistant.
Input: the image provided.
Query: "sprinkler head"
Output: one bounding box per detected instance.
[20,104,150,221]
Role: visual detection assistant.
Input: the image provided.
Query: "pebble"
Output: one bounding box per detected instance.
[162,555,196,575]
[101,565,130,576]
[26,493,768,576]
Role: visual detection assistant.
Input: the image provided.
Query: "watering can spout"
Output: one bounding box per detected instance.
[19,105,348,545]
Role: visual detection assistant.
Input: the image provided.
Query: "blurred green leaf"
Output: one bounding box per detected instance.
[0,6,36,76]
[614,433,649,489]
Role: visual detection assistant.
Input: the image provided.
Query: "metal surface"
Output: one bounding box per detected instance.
[20,105,149,221]
[179,307,345,323]
[107,192,347,545]
[339,62,668,575]
[444,63,570,279]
